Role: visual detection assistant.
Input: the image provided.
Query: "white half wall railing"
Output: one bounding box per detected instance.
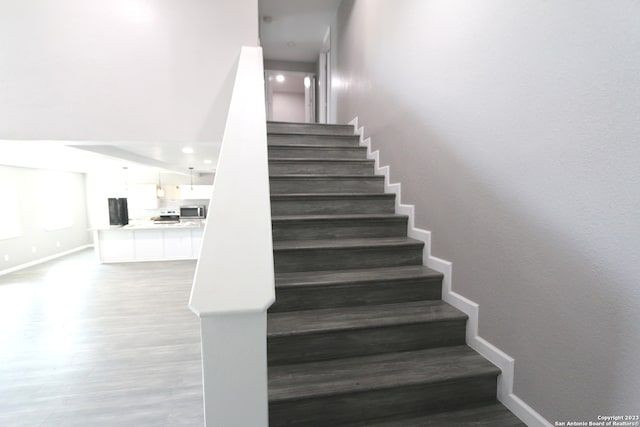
[189,46,273,427]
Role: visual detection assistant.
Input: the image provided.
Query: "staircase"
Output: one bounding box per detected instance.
[266,122,524,426]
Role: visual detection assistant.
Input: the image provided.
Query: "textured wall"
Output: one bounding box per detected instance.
[0,0,258,143]
[334,0,640,421]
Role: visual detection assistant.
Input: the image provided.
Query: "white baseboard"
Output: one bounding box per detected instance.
[0,244,94,277]
[349,117,551,427]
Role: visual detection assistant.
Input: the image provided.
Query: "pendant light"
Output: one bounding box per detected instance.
[156,172,165,198]
[189,167,194,190]
[122,166,129,194]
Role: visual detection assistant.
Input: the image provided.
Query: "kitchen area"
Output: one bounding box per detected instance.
[88,170,214,263]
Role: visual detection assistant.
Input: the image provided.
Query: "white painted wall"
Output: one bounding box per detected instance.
[0,166,91,272]
[335,0,640,422]
[272,92,305,123]
[0,0,258,143]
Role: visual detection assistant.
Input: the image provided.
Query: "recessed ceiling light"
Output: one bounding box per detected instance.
[204,159,212,164]
[182,147,194,154]
[276,75,285,83]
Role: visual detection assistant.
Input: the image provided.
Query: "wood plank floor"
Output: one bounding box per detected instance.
[0,249,203,427]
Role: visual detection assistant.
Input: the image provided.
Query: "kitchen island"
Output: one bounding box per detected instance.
[93,221,205,263]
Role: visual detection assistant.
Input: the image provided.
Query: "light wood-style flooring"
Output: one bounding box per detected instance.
[0,249,203,426]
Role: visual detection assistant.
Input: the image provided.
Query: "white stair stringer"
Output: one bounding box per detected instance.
[349,117,551,427]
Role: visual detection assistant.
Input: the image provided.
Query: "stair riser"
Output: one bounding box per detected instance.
[272,218,407,241]
[269,376,498,427]
[268,134,360,147]
[268,123,354,136]
[273,245,423,273]
[271,197,396,216]
[371,404,526,427]
[270,278,442,313]
[270,178,384,194]
[269,146,367,160]
[269,161,374,176]
[268,320,466,366]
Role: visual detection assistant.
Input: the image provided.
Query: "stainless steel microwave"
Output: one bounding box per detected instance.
[180,205,206,219]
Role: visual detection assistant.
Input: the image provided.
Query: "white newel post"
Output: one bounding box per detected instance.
[200,312,269,426]
[189,46,273,427]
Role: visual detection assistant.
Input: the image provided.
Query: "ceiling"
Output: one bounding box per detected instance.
[1,1,340,177]
[0,140,219,177]
[0,140,153,174]
[260,0,341,62]
[70,142,220,176]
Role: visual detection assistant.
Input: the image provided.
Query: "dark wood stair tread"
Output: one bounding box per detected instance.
[268,345,500,402]
[362,403,525,426]
[271,213,407,222]
[270,174,383,179]
[267,132,356,138]
[267,122,355,136]
[268,300,465,337]
[268,145,367,160]
[268,132,359,138]
[275,265,441,288]
[269,158,372,163]
[273,237,424,251]
[267,121,508,424]
[271,265,443,313]
[269,144,363,149]
[271,193,395,200]
[270,176,385,195]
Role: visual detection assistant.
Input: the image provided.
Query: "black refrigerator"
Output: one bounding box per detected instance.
[108,198,129,226]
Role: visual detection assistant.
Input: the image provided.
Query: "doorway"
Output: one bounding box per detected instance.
[317,27,331,124]
[265,70,316,123]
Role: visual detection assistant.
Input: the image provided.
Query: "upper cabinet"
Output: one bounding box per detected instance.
[157,184,213,200]
[161,185,181,200]
[127,184,158,210]
[179,185,213,200]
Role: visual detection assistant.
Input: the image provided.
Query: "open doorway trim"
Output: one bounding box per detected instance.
[265,69,316,123]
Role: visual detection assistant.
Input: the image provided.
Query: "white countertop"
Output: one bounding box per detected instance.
[96,220,206,231]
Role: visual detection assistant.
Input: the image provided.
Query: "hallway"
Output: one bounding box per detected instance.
[0,250,203,426]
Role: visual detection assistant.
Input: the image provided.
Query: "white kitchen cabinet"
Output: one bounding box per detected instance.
[191,228,203,257]
[134,229,164,260]
[98,230,135,262]
[163,229,193,259]
[160,185,181,200]
[126,184,158,209]
[178,185,213,200]
[157,184,212,200]
[95,225,205,263]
